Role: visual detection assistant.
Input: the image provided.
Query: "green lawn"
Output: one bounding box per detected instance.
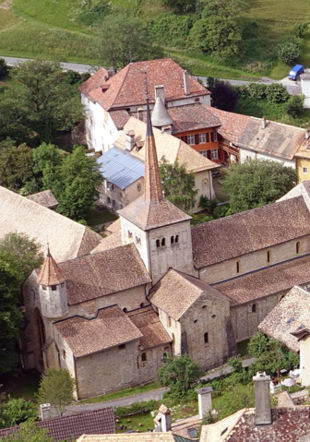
[80,381,160,405]
[0,0,308,78]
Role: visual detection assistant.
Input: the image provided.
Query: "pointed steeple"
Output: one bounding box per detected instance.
[144,96,163,202]
[37,248,65,286]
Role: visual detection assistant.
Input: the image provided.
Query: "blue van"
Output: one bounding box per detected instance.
[288,64,304,80]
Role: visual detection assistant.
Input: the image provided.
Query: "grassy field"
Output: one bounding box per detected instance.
[0,1,310,77]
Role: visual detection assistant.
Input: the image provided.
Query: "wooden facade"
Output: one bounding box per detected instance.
[176,128,224,163]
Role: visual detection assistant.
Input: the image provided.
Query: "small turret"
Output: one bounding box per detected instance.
[37,248,68,319]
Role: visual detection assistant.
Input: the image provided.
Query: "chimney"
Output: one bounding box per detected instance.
[154,404,171,432]
[137,107,144,121]
[155,85,165,104]
[40,403,51,421]
[262,116,267,129]
[197,387,213,419]
[253,371,272,426]
[305,129,310,140]
[183,70,190,96]
[125,130,135,150]
[107,68,114,78]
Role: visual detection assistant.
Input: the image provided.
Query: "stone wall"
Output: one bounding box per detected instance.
[199,235,310,284]
[231,292,284,342]
[75,340,167,399]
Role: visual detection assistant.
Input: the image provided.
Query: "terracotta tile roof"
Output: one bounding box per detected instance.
[206,107,250,145]
[150,269,229,320]
[0,407,115,441]
[37,250,65,286]
[128,306,171,350]
[168,104,221,133]
[220,407,310,442]
[0,186,101,262]
[54,305,142,357]
[258,285,310,352]
[78,68,108,95]
[77,433,177,441]
[81,58,209,111]
[115,117,218,173]
[91,231,122,253]
[215,255,310,306]
[192,195,310,268]
[26,189,58,209]
[109,109,130,129]
[118,196,191,231]
[57,244,151,305]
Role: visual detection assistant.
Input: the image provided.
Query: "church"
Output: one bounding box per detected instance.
[21,99,310,399]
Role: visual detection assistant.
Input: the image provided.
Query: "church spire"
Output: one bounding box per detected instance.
[37,248,65,286]
[144,85,163,202]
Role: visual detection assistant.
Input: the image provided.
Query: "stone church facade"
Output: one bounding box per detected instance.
[20,102,310,398]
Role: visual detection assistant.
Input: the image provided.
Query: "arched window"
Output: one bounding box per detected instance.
[296,241,301,254]
[156,239,160,248]
[175,235,179,243]
[251,304,256,313]
[141,352,147,362]
[171,236,174,244]
[204,332,209,344]
[161,238,166,247]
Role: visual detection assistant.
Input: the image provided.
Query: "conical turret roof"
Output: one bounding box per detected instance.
[37,248,65,286]
[151,96,173,128]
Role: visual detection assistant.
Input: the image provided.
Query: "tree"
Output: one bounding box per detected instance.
[157,354,204,399]
[0,233,43,280]
[0,234,43,374]
[40,145,102,219]
[0,144,34,191]
[222,159,296,214]
[162,0,197,14]
[36,368,75,416]
[99,15,163,69]
[211,81,238,111]
[276,36,301,65]
[159,159,198,212]
[1,420,54,442]
[0,60,83,143]
[286,95,304,118]
[188,0,244,59]
[0,398,37,428]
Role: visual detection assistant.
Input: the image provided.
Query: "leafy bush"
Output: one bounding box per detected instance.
[0,58,8,80]
[115,400,158,417]
[191,213,213,225]
[265,83,289,103]
[286,95,304,118]
[199,195,217,212]
[162,0,197,14]
[293,22,308,39]
[149,15,193,47]
[247,332,268,358]
[76,2,110,26]
[276,36,302,65]
[0,398,37,428]
[213,205,230,219]
[228,356,243,373]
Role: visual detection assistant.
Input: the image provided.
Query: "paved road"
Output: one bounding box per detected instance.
[1,56,97,74]
[64,387,169,415]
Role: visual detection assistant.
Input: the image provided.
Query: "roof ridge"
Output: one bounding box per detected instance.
[110,64,131,109]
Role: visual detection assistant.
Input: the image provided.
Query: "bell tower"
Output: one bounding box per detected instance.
[37,248,68,319]
[118,92,194,284]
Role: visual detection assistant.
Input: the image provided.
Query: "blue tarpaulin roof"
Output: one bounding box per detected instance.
[97,147,144,190]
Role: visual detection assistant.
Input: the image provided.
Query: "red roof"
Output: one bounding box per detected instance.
[207,106,250,144]
[0,407,115,441]
[80,58,209,111]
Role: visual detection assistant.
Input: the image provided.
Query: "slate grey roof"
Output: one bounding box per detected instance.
[97,147,144,190]
[151,96,173,127]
